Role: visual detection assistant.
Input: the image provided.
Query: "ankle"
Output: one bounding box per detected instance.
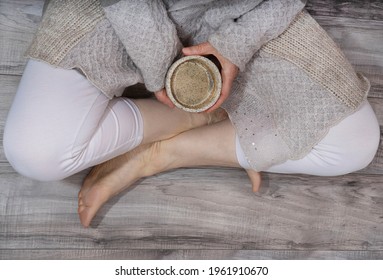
[138,141,174,176]
[207,108,228,125]
[188,111,209,130]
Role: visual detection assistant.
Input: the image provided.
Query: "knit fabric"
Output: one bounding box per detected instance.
[262,11,369,109]
[223,11,369,170]
[224,54,351,170]
[27,0,104,65]
[101,0,182,92]
[208,0,306,71]
[59,18,143,97]
[25,0,369,171]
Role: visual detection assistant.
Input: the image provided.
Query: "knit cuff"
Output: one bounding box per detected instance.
[144,39,183,92]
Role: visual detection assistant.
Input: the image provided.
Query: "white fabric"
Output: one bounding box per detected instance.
[4,59,144,181]
[236,100,380,176]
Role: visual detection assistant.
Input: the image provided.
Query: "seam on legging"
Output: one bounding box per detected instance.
[70,92,108,159]
[69,97,144,171]
[121,98,144,147]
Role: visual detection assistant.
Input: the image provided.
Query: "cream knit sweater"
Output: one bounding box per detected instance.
[26,0,369,171]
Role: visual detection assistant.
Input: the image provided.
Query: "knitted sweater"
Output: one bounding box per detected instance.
[27,0,305,94]
[26,0,369,171]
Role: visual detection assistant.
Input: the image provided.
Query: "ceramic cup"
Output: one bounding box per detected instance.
[165,55,222,112]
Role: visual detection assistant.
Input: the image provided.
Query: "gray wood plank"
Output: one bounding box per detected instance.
[307,0,383,98]
[314,16,383,98]
[1,249,383,260]
[361,98,383,175]
[361,141,383,176]
[0,0,43,75]
[1,168,383,251]
[307,0,383,21]
[0,74,18,161]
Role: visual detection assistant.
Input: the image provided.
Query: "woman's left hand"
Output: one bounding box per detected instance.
[182,42,239,112]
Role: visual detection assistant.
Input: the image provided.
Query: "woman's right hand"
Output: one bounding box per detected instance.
[154,88,175,108]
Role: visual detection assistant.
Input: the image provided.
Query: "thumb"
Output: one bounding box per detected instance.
[155,89,175,108]
[182,42,214,56]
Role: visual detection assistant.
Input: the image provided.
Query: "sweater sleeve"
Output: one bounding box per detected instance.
[101,0,182,92]
[208,0,306,71]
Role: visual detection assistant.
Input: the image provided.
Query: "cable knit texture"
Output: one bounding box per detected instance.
[223,10,369,170]
[262,11,369,109]
[101,0,182,92]
[25,0,369,170]
[60,18,143,97]
[27,0,104,65]
[208,0,306,71]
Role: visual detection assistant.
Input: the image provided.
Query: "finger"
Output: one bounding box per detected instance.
[205,85,229,112]
[206,96,225,113]
[155,89,175,108]
[182,42,215,56]
[159,95,175,108]
[206,67,236,113]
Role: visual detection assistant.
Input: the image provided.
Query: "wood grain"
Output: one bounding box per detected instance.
[0,74,18,161]
[314,16,383,98]
[1,168,383,251]
[0,0,43,75]
[306,0,383,21]
[2,249,383,260]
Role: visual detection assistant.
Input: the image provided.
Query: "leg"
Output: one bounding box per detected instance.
[77,100,379,227]
[133,98,228,145]
[78,119,261,227]
[236,101,380,176]
[3,60,214,181]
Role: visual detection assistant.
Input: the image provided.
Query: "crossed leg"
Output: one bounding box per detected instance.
[77,100,380,227]
[3,60,238,227]
[78,119,261,227]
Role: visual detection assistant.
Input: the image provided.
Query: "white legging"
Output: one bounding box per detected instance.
[4,60,144,181]
[3,60,380,181]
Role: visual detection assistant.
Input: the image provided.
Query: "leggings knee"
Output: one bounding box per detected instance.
[3,127,69,181]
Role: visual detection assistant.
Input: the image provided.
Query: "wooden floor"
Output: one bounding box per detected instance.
[0,0,382,260]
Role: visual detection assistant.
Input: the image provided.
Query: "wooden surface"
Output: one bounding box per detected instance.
[0,0,382,260]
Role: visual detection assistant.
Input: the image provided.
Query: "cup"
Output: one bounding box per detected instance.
[165,55,222,112]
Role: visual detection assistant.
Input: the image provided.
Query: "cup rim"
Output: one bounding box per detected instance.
[165,55,222,112]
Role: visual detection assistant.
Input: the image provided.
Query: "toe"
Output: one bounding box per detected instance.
[79,209,91,228]
[246,170,262,192]
[78,203,102,228]
[78,186,111,227]
[78,205,85,214]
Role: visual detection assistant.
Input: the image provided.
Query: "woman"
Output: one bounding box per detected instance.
[3,0,380,227]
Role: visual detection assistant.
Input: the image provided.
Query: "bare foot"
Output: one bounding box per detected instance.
[78,142,166,227]
[246,170,262,192]
[77,108,227,228]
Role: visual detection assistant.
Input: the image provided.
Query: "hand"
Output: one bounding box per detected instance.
[182,42,239,112]
[154,88,175,108]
